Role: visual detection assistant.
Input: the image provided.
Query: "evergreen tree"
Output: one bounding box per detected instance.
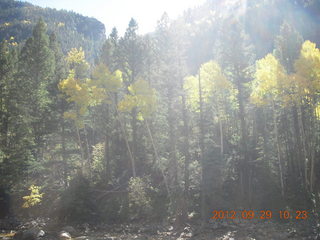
[216,20,256,206]
[274,21,303,74]
[49,32,71,188]
[18,18,55,165]
[118,18,145,177]
[100,27,119,72]
[0,39,31,187]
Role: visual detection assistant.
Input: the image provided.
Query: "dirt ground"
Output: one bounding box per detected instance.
[0,217,319,240]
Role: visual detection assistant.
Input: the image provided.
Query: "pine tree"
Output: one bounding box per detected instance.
[100,27,120,72]
[118,18,145,177]
[274,21,303,74]
[18,18,55,164]
[273,22,305,200]
[0,39,32,187]
[216,20,255,206]
[49,32,70,188]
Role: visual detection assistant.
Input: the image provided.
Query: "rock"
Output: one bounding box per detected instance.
[61,227,76,236]
[139,237,148,240]
[105,237,118,240]
[74,236,88,240]
[139,226,157,235]
[59,231,71,240]
[113,228,122,233]
[82,224,89,234]
[0,218,20,231]
[172,232,179,237]
[179,232,186,238]
[185,232,192,238]
[36,230,45,238]
[183,226,191,233]
[13,229,38,240]
[132,235,148,240]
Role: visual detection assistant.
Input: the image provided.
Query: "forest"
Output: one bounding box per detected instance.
[1,0,320,239]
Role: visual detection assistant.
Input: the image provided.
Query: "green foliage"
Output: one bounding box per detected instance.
[0,39,29,186]
[118,18,144,84]
[100,28,119,71]
[10,18,57,175]
[58,174,97,223]
[18,18,55,120]
[128,177,152,218]
[274,21,303,73]
[184,75,199,111]
[91,142,104,182]
[0,0,105,62]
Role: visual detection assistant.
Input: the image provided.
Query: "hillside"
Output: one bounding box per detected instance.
[175,0,320,73]
[0,0,106,62]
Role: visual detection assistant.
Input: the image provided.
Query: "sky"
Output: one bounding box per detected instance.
[22,0,206,35]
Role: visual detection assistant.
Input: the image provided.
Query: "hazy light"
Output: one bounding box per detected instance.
[22,0,206,35]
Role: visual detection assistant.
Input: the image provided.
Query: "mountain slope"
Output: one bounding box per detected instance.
[0,0,106,62]
[175,0,320,72]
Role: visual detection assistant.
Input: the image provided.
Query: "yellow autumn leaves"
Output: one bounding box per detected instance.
[184,60,234,112]
[251,54,289,105]
[22,185,43,208]
[59,48,158,127]
[294,41,320,96]
[251,40,320,106]
[58,48,93,128]
[183,41,320,121]
[118,79,157,120]
[60,40,319,127]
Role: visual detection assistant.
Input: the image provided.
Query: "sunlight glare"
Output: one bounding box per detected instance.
[101,0,207,34]
[23,0,207,35]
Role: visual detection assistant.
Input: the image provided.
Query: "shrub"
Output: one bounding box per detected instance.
[58,174,98,224]
[22,185,43,208]
[128,177,152,219]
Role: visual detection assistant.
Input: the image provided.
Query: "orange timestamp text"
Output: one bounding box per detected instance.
[210,210,308,220]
